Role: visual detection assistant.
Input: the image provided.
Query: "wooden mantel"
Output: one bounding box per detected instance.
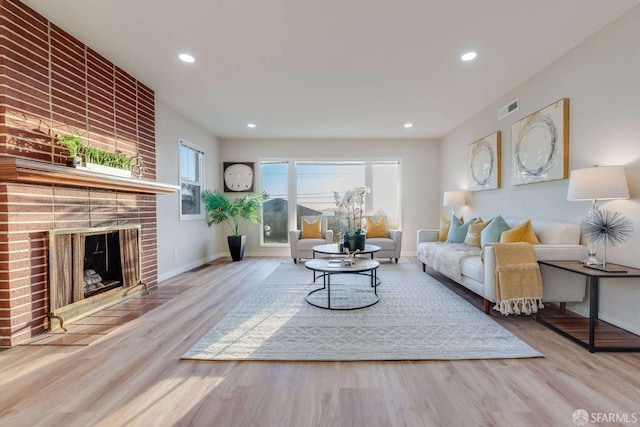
[0,156,179,195]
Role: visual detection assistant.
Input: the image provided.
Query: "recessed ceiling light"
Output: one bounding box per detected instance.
[461,51,477,61]
[404,123,413,128]
[247,123,256,128]
[178,53,195,63]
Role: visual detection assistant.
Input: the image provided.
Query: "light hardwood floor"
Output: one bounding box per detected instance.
[1,257,639,427]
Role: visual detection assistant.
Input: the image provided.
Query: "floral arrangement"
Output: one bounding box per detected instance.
[333,186,370,235]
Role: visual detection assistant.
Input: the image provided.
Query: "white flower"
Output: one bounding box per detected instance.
[332,186,371,233]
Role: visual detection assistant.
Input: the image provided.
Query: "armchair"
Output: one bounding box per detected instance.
[364,215,402,263]
[289,216,334,263]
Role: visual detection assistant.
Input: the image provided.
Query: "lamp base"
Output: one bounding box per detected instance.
[581,254,601,266]
[583,264,627,273]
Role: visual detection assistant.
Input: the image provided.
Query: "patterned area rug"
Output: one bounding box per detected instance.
[182,261,543,361]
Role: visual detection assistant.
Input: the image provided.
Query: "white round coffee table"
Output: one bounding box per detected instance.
[304,258,380,310]
[312,243,380,259]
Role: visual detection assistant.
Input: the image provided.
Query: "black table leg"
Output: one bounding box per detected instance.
[589,276,598,352]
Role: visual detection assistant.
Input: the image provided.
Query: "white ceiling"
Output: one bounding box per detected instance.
[22,0,638,139]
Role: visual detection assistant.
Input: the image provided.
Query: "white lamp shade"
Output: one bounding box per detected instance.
[567,166,630,201]
[443,190,466,207]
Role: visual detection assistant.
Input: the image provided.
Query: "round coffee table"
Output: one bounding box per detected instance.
[304,258,380,310]
[312,243,380,259]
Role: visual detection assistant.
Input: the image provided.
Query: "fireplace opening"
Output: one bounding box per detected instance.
[48,225,143,331]
[83,232,123,298]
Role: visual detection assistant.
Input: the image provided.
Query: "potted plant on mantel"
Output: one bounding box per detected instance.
[56,134,83,167]
[201,189,269,261]
[56,134,135,178]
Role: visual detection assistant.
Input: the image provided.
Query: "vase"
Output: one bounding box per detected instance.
[227,235,246,261]
[345,233,365,251]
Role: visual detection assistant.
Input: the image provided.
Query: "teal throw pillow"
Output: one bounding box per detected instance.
[480,215,511,248]
[446,216,477,243]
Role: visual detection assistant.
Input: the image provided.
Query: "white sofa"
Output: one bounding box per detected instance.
[417,218,589,314]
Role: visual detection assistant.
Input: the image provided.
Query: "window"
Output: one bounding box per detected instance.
[179,139,205,220]
[261,161,289,244]
[372,161,401,229]
[296,161,366,239]
[260,159,401,246]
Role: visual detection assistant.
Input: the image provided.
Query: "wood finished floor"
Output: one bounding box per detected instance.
[1,257,639,427]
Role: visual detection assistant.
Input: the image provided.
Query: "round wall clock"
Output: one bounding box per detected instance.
[223,162,254,192]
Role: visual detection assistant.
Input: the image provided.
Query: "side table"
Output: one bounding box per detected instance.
[537,260,640,352]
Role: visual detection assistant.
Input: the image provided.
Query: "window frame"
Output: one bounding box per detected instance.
[259,157,402,247]
[259,159,291,247]
[178,138,205,221]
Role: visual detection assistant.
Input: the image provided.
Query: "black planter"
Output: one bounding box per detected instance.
[227,235,247,261]
[345,233,366,251]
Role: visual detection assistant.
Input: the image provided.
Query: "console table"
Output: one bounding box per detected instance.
[537,260,640,352]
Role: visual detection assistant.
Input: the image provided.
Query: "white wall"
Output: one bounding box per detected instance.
[440,7,640,334]
[219,138,440,257]
[155,100,222,281]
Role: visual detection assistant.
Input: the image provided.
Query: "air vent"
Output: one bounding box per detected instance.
[498,98,519,120]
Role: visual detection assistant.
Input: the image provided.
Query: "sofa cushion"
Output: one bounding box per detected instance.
[460,255,484,283]
[366,237,396,250]
[464,219,491,247]
[439,215,463,242]
[535,221,581,245]
[500,220,541,244]
[420,242,481,283]
[366,216,388,238]
[301,218,322,239]
[296,238,327,250]
[446,216,476,243]
[481,215,511,248]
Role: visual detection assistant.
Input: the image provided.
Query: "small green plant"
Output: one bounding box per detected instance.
[56,134,84,157]
[83,147,134,170]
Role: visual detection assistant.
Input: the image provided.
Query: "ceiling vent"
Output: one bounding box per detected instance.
[498,98,519,120]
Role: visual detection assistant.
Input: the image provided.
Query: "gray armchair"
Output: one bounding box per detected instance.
[289,216,334,263]
[364,215,402,263]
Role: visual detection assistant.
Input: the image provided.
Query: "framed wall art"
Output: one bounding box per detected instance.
[511,98,569,185]
[223,162,254,192]
[468,131,501,191]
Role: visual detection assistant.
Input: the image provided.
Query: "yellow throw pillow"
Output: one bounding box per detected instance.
[301,218,322,239]
[439,215,463,242]
[499,219,541,244]
[366,217,388,238]
[464,218,492,247]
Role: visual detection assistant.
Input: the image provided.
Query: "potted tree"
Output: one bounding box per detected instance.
[201,189,269,261]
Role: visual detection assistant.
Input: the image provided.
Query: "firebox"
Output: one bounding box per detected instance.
[48,225,146,331]
[83,232,123,298]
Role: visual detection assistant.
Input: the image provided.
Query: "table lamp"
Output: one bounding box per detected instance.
[567,165,630,270]
[443,190,466,215]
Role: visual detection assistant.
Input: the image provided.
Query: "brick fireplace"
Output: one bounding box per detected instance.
[0,0,173,346]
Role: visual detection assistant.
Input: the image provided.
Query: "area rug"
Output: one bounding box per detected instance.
[182,261,543,361]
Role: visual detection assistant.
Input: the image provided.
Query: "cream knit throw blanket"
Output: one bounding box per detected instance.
[488,242,543,316]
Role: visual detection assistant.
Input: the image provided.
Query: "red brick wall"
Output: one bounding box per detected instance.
[0,0,158,347]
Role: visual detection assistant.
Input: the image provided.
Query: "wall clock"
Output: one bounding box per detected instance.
[223,162,254,192]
